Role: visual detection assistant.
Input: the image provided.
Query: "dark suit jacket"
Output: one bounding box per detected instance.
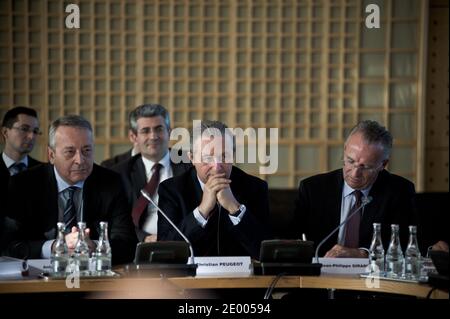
[112,153,192,241]
[100,149,132,169]
[157,166,272,259]
[294,169,417,256]
[5,163,137,264]
[0,156,42,252]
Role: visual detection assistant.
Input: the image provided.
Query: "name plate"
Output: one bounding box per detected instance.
[318,258,369,275]
[195,256,252,275]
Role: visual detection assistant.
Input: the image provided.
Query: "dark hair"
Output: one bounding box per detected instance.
[346,120,393,159]
[1,106,38,128]
[129,104,170,133]
[49,115,93,149]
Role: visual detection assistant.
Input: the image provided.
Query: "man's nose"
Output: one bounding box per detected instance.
[73,150,83,163]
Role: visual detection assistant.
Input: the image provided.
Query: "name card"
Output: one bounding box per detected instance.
[195,256,252,275]
[318,258,369,275]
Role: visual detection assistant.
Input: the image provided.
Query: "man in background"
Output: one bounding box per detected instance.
[1,106,43,252]
[113,104,191,243]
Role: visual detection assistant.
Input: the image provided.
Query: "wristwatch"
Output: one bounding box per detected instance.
[231,204,246,216]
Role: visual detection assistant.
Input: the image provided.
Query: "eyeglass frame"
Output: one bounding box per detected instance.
[10,125,42,136]
[342,157,385,174]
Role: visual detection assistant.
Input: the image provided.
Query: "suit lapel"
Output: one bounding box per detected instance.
[46,165,59,230]
[189,168,204,206]
[330,169,344,229]
[131,156,147,200]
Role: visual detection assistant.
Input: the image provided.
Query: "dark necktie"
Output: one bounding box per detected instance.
[344,190,363,248]
[63,186,78,233]
[132,163,162,227]
[10,162,26,176]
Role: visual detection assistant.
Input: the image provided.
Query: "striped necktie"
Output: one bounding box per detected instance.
[63,186,78,233]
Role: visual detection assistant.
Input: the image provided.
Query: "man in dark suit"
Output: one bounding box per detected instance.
[113,104,191,243]
[294,120,417,257]
[1,106,43,252]
[5,115,137,265]
[1,106,43,185]
[157,120,271,259]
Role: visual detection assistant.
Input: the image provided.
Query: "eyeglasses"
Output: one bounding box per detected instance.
[11,126,42,136]
[342,158,382,173]
[137,126,166,135]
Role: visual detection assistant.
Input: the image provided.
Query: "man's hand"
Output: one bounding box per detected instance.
[198,173,231,218]
[144,234,157,243]
[64,226,96,254]
[217,187,240,214]
[324,244,368,258]
[65,226,79,252]
[431,240,449,253]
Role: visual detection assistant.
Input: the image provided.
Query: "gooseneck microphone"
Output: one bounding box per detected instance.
[314,196,373,263]
[140,189,195,265]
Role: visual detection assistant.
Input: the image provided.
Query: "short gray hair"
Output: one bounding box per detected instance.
[129,104,170,133]
[345,120,393,159]
[190,120,235,153]
[49,115,92,149]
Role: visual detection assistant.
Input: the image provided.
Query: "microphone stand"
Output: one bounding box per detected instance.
[314,196,373,263]
[140,189,195,265]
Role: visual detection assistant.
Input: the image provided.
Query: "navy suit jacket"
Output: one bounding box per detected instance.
[5,163,137,264]
[294,169,417,256]
[157,166,272,259]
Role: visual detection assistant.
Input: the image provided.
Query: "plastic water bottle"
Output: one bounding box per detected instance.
[95,221,112,274]
[385,224,404,278]
[73,222,90,275]
[404,225,421,280]
[51,222,69,276]
[369,223,385,275]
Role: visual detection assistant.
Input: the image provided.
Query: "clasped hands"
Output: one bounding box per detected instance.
[198,173,240,219]
[61,226,96,255]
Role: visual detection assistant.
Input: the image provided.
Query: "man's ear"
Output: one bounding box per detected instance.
[382,159,389,169]
[187,151,193,162]
[128,129,137,143]
[48,146,55,164]
[1,127,8,141]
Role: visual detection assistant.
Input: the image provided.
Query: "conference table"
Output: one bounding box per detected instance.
[0,270,447,299]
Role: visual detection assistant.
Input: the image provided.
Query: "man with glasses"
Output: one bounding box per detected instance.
[157,120,271,259]
[1,107,43,252]
[112,104,191,243]
[294,120,417,258]
[1,106,42,177]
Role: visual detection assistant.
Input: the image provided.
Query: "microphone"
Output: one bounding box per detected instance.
[140,189,195,265]
[314,195,373,263]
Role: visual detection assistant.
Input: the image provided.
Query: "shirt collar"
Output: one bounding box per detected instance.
[141,150,170,175]
[2,152,28,168]
[343,181,372,199]
[53,166,85,193]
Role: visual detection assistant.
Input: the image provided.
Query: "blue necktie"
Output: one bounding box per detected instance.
[63,186,78,232]
[9,162,26,176]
